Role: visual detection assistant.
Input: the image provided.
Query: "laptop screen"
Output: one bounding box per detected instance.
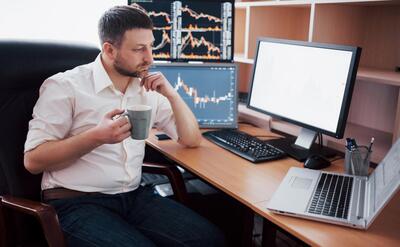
[370,138,400,217]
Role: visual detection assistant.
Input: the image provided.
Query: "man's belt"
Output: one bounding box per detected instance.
[41,188,100,201]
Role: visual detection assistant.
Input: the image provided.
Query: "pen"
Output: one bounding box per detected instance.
[355,137,374,176]
[367,137,375,153]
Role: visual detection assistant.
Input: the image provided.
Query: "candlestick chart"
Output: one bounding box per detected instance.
[129,0,233,61]
[150,64,237,127]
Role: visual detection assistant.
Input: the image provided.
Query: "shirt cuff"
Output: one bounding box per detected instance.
[24,129,58,152]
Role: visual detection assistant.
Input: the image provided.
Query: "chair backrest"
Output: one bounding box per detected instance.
[0,40,99,246]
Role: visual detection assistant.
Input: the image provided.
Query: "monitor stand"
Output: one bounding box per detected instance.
[266,128,338,162]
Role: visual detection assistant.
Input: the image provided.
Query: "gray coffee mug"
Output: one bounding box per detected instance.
[124,105,152,140]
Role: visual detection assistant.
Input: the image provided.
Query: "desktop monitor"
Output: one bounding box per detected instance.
[247,37,361,161]
[150,63,238,128]
[128,0,234,62]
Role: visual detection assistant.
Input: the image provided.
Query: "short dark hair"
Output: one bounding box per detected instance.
[98,5,153,47]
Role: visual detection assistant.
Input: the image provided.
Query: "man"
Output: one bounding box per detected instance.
[24,5,224,247]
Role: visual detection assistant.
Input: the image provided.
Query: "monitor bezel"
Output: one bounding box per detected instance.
[128,0,235,63]
[247,37,361,139]
[151,62,238,129]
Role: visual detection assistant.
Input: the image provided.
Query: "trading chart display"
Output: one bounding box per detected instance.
[129,0,234,62]
[150,63,237,128]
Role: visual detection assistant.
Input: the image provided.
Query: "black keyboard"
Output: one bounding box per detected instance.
[202,129,286,163]
[307,173,353,219]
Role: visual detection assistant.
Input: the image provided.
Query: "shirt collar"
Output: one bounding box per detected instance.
[93,54,114,94]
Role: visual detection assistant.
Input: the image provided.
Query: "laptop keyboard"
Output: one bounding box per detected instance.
[308,173,353,219]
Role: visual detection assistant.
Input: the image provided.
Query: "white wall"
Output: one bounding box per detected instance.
[0,0,126,47]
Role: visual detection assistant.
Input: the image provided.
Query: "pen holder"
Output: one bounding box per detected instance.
[344,146,371,176]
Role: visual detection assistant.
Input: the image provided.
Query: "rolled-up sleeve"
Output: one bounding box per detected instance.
[153,95,178,141]
[24,77,74,152]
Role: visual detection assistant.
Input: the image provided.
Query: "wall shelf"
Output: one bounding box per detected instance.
[357,67,400,87]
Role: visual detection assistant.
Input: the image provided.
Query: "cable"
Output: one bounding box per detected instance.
[319,133,323,149]
[329,156,344,163]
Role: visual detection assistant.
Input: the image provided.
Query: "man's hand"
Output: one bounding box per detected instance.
[24,108,132,174]
[140,72,178,100]
[92,109,131,145]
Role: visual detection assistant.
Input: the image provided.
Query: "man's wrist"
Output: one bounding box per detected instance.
[85,126,103,147]
[165,90,180,102]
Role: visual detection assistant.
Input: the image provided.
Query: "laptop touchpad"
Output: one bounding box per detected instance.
[291,177,312,190]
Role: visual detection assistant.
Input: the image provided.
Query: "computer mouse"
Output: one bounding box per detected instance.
[304,154,331,170]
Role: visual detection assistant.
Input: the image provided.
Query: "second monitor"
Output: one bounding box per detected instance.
[247,37,361,161]
[150,63,238,128]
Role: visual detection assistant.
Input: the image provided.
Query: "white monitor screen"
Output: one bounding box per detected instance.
[248,38,358,136]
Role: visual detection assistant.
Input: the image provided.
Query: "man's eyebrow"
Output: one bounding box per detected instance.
[135,40,155,47]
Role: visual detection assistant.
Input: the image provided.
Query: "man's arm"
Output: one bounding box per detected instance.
[165,91,201,147]
[24,109,131,174]
[141,72,201,147]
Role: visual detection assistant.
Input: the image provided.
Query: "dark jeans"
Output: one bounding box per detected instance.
[48,186,225,247]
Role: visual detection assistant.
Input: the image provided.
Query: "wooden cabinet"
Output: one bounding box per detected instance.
[234,0,400,163]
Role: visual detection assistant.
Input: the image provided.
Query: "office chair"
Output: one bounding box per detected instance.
[0,41,188,247]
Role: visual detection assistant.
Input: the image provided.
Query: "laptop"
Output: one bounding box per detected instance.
[267,138,400,229]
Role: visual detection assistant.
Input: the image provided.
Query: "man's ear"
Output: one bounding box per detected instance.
[102,42,117,61]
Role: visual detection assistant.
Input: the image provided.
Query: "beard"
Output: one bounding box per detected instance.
[113,55,150,78]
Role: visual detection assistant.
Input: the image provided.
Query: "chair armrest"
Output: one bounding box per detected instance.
[143,162,189,205]
[0,195,66,247]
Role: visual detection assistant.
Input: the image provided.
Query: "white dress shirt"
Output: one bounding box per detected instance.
[25,55,178,194]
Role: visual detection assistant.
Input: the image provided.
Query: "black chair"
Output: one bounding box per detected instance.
[0,41,187,247]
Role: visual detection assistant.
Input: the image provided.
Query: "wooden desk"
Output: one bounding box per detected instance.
[146,125,400,247]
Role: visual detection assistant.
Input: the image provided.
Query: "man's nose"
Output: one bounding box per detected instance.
[143,47,153,64]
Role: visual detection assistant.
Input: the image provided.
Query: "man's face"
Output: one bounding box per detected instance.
[113,28,154,78]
